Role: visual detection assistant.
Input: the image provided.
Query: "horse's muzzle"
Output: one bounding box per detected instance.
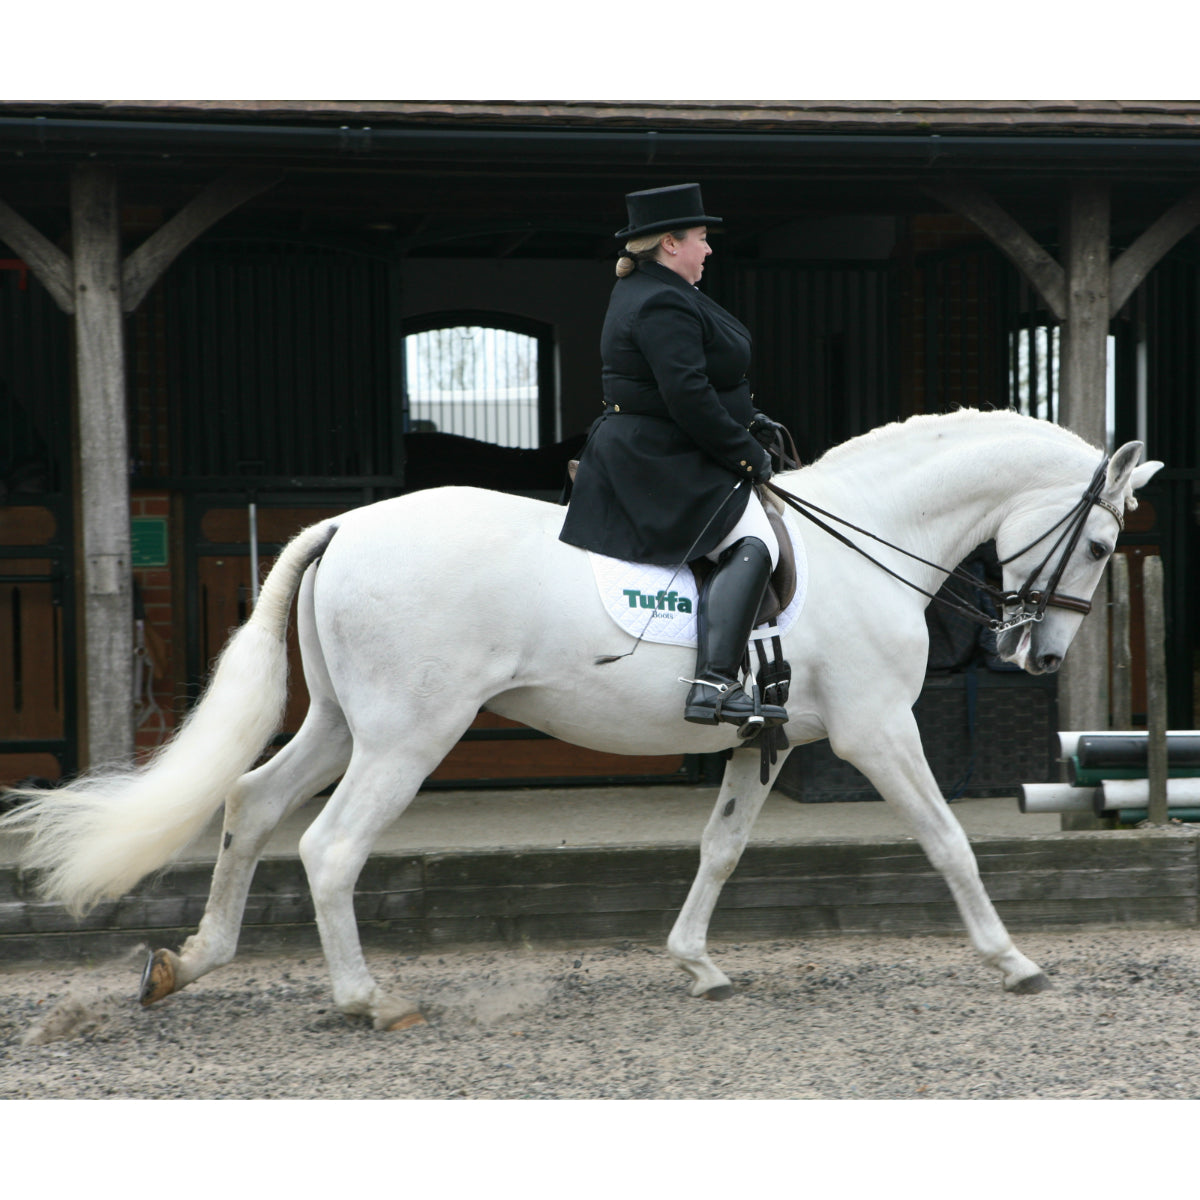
[1030,652,1063,675]
[995,622,1063,675]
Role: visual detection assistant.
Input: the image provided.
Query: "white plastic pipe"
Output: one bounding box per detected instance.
[1097,777,1200,811]
[1019,783,1098,813]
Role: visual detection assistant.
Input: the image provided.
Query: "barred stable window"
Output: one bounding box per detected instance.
[1009,322,1060,423]
[404,313,554,449]
[1009,322,1116,446]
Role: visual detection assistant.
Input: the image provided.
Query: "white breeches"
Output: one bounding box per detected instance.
[706,491,779,569]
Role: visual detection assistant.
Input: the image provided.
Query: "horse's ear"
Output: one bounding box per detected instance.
[1130,460,1164,491]
[1106,441,1162,513]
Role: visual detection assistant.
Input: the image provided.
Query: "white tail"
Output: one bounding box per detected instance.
[0,520,339,915]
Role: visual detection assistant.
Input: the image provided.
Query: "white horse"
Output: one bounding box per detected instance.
[1,409,1161,1030]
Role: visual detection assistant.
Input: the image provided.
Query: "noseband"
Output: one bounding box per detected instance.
[765,455,1123,634]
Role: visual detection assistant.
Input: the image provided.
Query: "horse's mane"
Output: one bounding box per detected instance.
[809,408,1096,471]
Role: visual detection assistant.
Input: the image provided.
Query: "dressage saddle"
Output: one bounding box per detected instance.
[689,496,797,627]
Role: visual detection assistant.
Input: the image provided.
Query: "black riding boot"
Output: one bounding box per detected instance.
[682,537,788,731]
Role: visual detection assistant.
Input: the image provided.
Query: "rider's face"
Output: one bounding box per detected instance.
[661,227,712,285]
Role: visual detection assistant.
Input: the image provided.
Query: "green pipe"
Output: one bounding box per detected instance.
[1116,808,1200,824]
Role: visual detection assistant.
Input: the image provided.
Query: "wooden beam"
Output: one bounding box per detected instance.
[0,196,75,313]
[71,163,135,767]
[121,171,281,311]
[1109,185,1200,317]
[924,180,1067,320]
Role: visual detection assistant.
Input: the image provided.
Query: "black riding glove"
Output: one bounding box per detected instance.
[748,413,781,451]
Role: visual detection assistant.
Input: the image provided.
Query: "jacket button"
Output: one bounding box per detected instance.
[613,404,620,412]
[739,459,747,466]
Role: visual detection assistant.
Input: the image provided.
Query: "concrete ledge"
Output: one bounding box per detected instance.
[3,829,1197,964]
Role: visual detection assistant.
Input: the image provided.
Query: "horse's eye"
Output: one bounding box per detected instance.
[1090,540,1109,560]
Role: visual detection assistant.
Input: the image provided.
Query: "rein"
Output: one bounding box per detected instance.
[764,456,1122,634]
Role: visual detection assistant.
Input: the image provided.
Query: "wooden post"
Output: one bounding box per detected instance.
[1110,554,1132,731]
[1144,555,1169,824]
[2,169,278,770]
[1058,182,1111,446]
[71,163,134,766]
[1055,183,1112,829]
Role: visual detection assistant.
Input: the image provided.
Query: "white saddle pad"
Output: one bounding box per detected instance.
[588,528,807,649]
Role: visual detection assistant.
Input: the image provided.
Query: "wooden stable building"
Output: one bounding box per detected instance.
[0,100,1197,803]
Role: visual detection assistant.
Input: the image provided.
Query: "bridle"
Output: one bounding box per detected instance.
[764,455,1124,635]
[990,457,1123,630]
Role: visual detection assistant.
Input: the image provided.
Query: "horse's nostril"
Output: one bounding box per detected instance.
[1039,654,1062,673]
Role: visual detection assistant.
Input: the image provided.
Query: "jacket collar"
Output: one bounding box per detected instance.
[639,258,749,339]
[638,259,700,292]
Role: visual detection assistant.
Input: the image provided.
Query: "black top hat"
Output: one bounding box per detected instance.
[616,183,722,239]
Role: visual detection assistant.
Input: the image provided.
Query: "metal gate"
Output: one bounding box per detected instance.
[131,239,403,486]
[707,260,899,460]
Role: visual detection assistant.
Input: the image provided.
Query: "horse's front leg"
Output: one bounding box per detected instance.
[836,708,1049,993]
[668,746,790,999]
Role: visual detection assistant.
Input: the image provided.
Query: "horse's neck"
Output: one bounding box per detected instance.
[797,422,1076,589]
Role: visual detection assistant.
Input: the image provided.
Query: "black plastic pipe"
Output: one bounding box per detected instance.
[1077,733,1200,768]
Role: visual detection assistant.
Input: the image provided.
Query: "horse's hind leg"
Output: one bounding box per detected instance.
[298,726,473,1031]
[141,703,352,1004]
[667,747,790,999]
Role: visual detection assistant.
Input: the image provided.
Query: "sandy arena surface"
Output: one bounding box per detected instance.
[4,926,1200,1101]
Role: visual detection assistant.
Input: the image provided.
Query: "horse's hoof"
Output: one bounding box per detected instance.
[139,948,177,1006]
[701,984,734,1001]
[383,1011,427,1032]
[1008,972,1052,995]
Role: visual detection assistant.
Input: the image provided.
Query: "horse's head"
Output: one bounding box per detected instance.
[993,440,1163,674]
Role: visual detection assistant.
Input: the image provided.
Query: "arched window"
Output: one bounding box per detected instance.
[403,311,555,448]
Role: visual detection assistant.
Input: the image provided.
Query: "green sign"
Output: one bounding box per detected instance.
[131,517,168,568]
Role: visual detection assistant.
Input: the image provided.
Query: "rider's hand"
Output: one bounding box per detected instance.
[748,413,781,451]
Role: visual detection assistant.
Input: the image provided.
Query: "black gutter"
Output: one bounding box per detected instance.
[3,115,1200,170]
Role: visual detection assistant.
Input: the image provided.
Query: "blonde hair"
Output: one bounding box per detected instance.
[616,229,692,277]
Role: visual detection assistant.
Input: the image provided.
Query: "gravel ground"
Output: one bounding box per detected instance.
[3,927,1200,1101]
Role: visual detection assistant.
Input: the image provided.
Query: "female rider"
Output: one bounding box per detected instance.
[559,183,786,730]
